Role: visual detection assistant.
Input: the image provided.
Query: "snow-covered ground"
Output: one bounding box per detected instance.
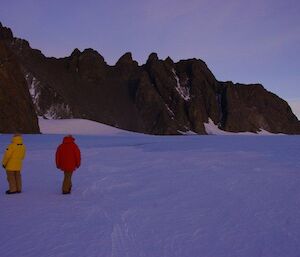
[1,133,300,257]
[39,118,279,136]
[38,118,136,135]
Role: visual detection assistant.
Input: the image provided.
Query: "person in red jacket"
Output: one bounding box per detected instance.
[55,135,81,194]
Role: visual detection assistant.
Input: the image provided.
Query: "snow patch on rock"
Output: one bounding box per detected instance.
[25,73,73,119]
[172,69,190,101]
[178,130,197,135]
[43,104,72,119]
[204,118,284,135]
[165,104,175,118]
[26,74,41,106]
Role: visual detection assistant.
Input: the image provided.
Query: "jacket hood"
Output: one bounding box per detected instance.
[12,136,23,144]
[63,136,75,144]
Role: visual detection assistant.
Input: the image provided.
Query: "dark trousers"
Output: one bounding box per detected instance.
[6,171,22,192]
[62,171,73,193]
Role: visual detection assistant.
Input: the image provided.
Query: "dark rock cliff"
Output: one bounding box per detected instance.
[0,23,299,134]
[0,35,39,133]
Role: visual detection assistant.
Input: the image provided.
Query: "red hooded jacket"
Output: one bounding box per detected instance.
[56,136,81,172]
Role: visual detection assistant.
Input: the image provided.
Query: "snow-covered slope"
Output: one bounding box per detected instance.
[39,118,136,135]
[204,118,281,135]
[39,118,282,136]
[0,134,299,257]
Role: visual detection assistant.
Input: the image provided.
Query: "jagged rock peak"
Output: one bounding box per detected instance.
[81,48,105,62]
[116,52,134,65]
[70,48,81,57]
[82,48,101,55]
[165,56,174,63]
[164,56,174,67]
[147,52,159,63]
[0,22,13,40]
[82,48,101,56]
[1,22,299,135]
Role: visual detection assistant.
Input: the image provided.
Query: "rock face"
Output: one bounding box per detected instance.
[0,23,299,134]
[0,34,39,133]
[219,82,299,133]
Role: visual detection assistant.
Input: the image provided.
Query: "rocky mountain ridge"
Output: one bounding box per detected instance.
[0,22,299,134]
[0,24,39,133]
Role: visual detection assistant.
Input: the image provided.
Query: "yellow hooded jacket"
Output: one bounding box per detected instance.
[2,136,26,171]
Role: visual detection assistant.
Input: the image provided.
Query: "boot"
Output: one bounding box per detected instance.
[6,190,17,195]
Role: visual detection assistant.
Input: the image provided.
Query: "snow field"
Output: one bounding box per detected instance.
[38,118,137,135]
[0,135,300,257]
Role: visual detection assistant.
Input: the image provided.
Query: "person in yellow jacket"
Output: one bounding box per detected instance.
[2,134,26,194]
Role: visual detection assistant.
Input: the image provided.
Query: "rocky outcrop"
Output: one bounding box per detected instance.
[219,82,300,133]
[0,39,39,133]
[0,22,299,134]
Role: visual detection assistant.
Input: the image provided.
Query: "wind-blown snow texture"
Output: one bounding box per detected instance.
[1,134,300,257]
